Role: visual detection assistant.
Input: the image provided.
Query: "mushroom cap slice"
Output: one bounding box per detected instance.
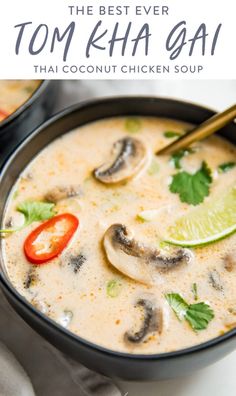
[93,137,148,184]
[103,224,190,285]
[45,185,82,203]
[125,297,162,344]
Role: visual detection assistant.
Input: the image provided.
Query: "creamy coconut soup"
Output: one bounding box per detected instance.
[0,80,41,123]
[1,116,236,354]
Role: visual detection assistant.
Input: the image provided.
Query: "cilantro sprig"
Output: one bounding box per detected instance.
[171,148,195,170]
[0,201,56,233]
[218,162,236,174]
[165,293,214,331]
[165,293,188,320]
[164,131,182,139]
[169,161,212,205]
[17,201,55,226]
[185,303,214,331]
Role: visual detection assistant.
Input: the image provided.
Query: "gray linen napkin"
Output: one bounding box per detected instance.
[0,342,35,396]
[0,290,121,396]
[50,350,121,396]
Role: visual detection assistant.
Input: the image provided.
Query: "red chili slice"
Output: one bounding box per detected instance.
[24,213,79,264]
[0,108,9,121]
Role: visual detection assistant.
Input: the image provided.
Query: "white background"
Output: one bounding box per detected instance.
[0,0,235,79]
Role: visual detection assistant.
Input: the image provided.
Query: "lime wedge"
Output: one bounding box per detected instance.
[165,186,236,247]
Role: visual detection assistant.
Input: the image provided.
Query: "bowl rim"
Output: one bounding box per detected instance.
[0,95,235,361]
[0,80,49,131]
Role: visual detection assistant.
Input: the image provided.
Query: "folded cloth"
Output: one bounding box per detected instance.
[50,348,122,396]
[0,289,122,396]
[0,342,35,396]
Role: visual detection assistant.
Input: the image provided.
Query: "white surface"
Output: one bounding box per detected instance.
[1,0,236,80]
[56,80,236,113]
[0,80,235,396]
[119,351,236,396]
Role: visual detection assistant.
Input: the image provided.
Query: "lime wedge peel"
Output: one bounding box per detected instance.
[165,186,236,248]
[166,224,236,248]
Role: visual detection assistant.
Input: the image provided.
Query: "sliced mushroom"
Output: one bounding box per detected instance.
[224,254,236,272]
[125,297,162,344]
[228,306,236,315]
[209,269,224,292]
[93,137,148,184]
[67,253,87,274]
[103,224,190,285]
[45,185,82,203]
[5,217,13,229]
[24,268,38,289]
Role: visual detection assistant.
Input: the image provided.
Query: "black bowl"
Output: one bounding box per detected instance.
[0,80,59,165]
[0,97,235,381]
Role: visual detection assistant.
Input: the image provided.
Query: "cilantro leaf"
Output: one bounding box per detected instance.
[106,279,122,298]
[218,162,236,173]
[171,148,194,169]
[17,201,56,227]
[185,302,214,330]
[169,161,212,205]
[0,201,56,234]
[164,131,181,139]
[165,293,188,320]
[125,118,141,134]
[165,293,214,331]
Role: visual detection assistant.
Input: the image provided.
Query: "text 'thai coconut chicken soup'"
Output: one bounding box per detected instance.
[1,116,236,354]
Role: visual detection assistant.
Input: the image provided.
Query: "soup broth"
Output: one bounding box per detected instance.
[2,116,236,354]
[0,80,41,122]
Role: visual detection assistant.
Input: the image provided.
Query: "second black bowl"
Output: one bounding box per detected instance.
[0,80,59,165]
